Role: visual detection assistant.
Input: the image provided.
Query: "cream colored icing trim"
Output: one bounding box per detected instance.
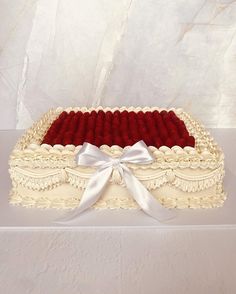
[9,165,224,193]
[10,187,226,209]
[9,107,224,170]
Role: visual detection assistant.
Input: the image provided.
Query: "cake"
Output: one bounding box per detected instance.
[9,107,226,219]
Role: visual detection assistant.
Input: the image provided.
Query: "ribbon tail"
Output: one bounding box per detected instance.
[54,166,113,224]
[122,167,177,222]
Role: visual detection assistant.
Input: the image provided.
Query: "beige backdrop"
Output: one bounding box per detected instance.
[0,0,236,129]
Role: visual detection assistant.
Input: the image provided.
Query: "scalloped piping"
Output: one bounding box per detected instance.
[9,165,224,193]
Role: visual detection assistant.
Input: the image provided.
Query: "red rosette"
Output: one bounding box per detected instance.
[95,126,102,136]
[126,139,134,146]
[160,110,168,116]
[114,137,124,148]
[142,134,151,146]
[88,118,96,129]
[96,116,103,127]
[43,135,52,144]
[170,115,179,124]
[154,138,163,148]
[140,125,148,134]
[163,114,171,123]
[182,131,190,139]
[104,120,111,129]
[90,110,97,118]
[120,117,128,127]
[114,110,120,117]
[130,126,139,136]
[63,136,72,145]
[169,130,179,142]
[93,137,101,147]
[168,110,175,117]
[53,117,62,126]
[128,112,136,121]
[137,110,145,116]
[153,110,160,116]
[149,129,157,141]
[59,119,69,133]
[85,130,94,142]
[69,120,78,133]
[176,138,186,148]
[53,136,64,145]
[77,122,85,133]
[137,114,145,124]
[41,137,48,144]
[105,111,113,122]
[122,132,130,141]
[131,135,140,143]
[62,137,72,146]
[104,130,111,139]
[129,111,136,117]
[97,110,105,116]
[121,110,129,117]
[103,135,112,146]
[153,116,161,126]
[68,111,75,118]
[186,136,195,147]
[83,112,90,122]
[120,125,127,136]
[145,111,152,121]
[73,138,84,146]
[48,130,57,140]
[112,116,120,125]
[72,114,79,123]
[65,130,74,137]
[74,128,83,137]
[76,111,82,117]
[176,123,185,134]
[97,118,104,128]
[50,138,56,146]
[84,137,94,145]
[165,138,174,148]
[177,120,186,130]
[59,111,68,120]
[167,121,177,133]
[159,127,168,140]
[145,117,153,128]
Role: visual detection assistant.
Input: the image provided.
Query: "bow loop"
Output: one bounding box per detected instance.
[77,142,112,167]
[120,141,154,164]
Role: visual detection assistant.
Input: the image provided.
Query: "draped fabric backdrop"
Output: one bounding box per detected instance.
[0,0,236,129]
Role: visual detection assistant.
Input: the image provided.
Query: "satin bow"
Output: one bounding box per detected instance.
[56,140,176,223]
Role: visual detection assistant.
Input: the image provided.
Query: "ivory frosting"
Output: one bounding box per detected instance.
[9,107,226,210]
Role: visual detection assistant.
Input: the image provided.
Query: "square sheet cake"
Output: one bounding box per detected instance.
[9,107,225,210]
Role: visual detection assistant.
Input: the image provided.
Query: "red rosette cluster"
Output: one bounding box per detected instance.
[42,109,195,148]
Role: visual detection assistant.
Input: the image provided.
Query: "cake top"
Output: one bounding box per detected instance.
[42,109,195,149]
[10,107,223,170]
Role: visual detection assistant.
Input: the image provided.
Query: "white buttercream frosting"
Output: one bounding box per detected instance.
[9,106,225,210]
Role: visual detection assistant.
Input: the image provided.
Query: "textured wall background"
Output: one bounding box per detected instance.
[0,0,236,129]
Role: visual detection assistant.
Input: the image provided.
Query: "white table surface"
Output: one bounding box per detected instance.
[0,130,236,294]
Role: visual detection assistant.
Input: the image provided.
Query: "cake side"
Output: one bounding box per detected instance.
[9,107,226,210]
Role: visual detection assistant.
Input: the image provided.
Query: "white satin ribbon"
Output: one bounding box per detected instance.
[55,140,176,223]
